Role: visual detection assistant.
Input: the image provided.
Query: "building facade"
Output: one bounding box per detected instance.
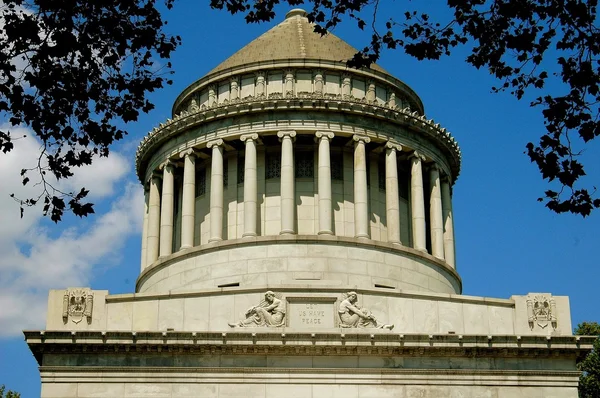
[26,9,593,398]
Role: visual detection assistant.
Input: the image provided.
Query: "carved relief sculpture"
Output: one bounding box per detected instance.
[526,294,557,330]
[229,291,286,327]
[338,292,394,330]
[62,289,93,324]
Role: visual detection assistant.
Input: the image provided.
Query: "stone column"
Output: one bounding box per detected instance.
[140,185,149,271]
[241,133,259,237]
[159,160,175,257]
[285,70,294,96]
[441,176,456,268]
[146,173,162,266]
[367,80,376,102]
[230,78,239,101]
[342,74,351,98]
[385,142,403,244]
[429,165,445,260]
[278,130,296,234]
[207,139,225,242]
[255,72,265,97]
[316,131,335,235]
[179,149,196,249]
[353,134,371,239]
[410,152,427,252]
[208,84,217,106]
[314,71,324,94]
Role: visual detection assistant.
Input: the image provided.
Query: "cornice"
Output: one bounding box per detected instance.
[135,95,461,184]
[24,330,595,366]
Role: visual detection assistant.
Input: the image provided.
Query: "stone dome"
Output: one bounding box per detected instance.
[209,9,388,75]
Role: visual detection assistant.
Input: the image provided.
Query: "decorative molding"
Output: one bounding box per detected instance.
[62,289,93,324]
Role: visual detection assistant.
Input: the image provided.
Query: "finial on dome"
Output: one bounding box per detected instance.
[285,9,308,19]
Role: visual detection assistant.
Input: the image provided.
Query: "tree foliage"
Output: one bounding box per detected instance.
[210,0,600,216]
[575,322,600,398]
[0,385,20,398]
[0,0,180,221]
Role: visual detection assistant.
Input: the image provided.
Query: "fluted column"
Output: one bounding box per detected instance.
[159,160,175,257]
[353,134,371,239]
[441,176,456,268]
[146,173,162,266]
[241,133,259,237]
[429,165,445,260]
[140,185,150,271]
[316,131,335,235]
[207,139,225,242]
[179,149,196,249]
[278,130,296,234]
[410,152,427,252]
[385,142,403,244]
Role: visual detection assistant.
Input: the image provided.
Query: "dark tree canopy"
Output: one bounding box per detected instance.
[0,0,180,221]
[575,322,600,398]
[211,0,600,216]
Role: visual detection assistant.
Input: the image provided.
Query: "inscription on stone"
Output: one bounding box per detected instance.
[288,300,335,328]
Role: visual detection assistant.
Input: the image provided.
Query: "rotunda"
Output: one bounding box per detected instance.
[136,8,461,298]
[26,9,592,398]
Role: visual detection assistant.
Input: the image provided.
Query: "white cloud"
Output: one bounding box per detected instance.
[0,126,143,337]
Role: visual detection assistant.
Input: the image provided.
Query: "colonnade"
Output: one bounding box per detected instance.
[142,131,456,271]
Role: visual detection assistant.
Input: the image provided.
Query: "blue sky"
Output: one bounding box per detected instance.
[0,2,598,397]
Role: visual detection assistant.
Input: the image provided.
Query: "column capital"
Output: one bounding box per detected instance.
[277,130,296,141]
[385,141,403,152]
[428,163,440,173]
[151,170,163,180]
[352,134,371,144]
[441,174,453,185]
[409,150,426,162]
[179,148,198,159]
[315,131,335,141]
[206,138,224,149]
[240,133,261,144]
[159,159,176,171]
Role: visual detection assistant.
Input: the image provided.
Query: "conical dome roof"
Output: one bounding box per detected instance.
[209,9,387,75]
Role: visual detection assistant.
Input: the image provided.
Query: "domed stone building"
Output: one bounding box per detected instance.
[27,9,593,398]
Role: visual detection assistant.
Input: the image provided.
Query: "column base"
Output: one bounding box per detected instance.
[179,244,193,250]
[208,237,223,243]
[242,232,257,238]
[280,230,295,235]
[355,234,370,239]
[317,230,334,235]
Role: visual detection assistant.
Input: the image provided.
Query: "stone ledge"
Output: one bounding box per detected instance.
[25,331,595,360]
[136,235,462,293]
